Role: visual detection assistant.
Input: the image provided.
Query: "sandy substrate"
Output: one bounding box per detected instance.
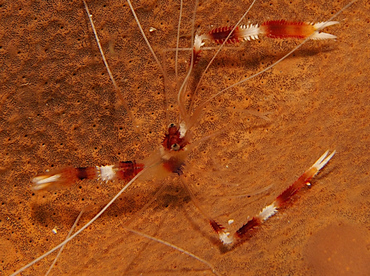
[0,0,369,275]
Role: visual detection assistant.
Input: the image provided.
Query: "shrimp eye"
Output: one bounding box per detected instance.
[171,143,180,151]
[167,123,178,135]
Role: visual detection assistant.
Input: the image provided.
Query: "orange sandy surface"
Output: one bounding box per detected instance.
[0,0,369,275]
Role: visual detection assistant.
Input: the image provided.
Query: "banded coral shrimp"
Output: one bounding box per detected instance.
[1,0,369,275]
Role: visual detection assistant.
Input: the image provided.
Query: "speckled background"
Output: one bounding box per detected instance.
[0,0,369,275]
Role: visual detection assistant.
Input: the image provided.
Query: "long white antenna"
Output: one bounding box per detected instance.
[45,210,84,276]
[124,226,221,276]
[83,0,118,91]
[126,0,165,76]
[11,170,145,276]
[83,0,139,131]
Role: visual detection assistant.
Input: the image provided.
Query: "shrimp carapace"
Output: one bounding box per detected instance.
[160,123,190,175]
[162,123,189,152]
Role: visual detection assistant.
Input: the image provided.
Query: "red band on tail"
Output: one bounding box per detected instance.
[260,20,315,39]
